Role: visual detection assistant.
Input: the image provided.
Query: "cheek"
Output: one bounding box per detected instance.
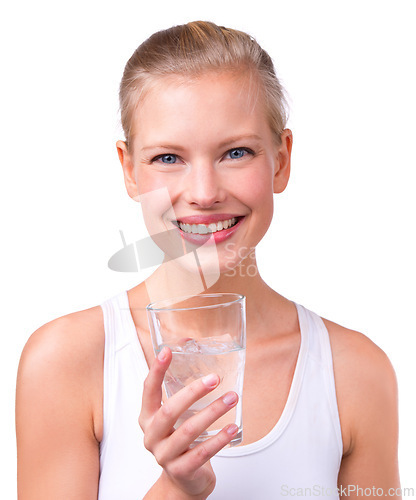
[136,169,181,219]
[238,167,274,214]
[136,170,170,197]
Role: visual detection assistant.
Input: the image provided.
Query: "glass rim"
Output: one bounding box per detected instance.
[146,293,245,312]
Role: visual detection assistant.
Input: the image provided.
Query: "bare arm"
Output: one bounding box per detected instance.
[331,324,401,497]
[16,310,103,499]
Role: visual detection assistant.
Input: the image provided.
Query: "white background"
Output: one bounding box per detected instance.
[1,0,415,496]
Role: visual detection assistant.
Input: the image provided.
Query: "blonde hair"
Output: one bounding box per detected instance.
[119,21,289,148]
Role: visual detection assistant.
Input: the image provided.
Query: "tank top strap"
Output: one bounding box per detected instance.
[296,304,343,457]
[295,304,331,365]
[101,291,137,350]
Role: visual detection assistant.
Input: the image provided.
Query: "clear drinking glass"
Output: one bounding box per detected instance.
[146,293,246,446]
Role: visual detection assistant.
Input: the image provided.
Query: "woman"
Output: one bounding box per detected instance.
[16,21,400,499]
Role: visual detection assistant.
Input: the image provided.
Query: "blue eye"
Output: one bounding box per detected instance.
[157,154,177,164]
[151,153,178,164]
[227,148,252,159]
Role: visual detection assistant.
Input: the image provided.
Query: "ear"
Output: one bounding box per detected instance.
[116,140,140,201]
[273,129,293,194]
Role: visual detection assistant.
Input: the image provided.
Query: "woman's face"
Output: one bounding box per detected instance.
[118,71,292,275]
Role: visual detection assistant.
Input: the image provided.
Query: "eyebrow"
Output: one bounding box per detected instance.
[218,134,263,149]
[140,134,263,154]
[141,144,187,153]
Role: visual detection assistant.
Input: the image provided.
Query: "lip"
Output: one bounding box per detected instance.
[175,215,245,245]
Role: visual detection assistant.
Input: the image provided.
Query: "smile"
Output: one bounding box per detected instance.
[177,217,239,235]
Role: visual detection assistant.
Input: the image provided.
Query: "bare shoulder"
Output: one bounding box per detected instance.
[321,317,398,457]
[21,306,104,369]
[322,317,396,374]
[322,317,397,389]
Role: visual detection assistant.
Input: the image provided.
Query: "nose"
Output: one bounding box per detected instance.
[183,161,225,208]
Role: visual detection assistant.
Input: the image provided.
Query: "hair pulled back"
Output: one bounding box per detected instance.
[119,21,288,147]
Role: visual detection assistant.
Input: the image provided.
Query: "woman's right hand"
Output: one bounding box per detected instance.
[140,346,239,500]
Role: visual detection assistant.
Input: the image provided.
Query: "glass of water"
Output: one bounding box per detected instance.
[146,293,246,447]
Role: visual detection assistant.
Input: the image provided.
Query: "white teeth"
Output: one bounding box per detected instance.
[178,217,238,234]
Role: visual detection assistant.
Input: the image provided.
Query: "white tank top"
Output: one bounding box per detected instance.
[98,291,343,499]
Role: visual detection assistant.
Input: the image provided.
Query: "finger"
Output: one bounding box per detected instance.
[166,424,239,479]
[145,373,220,447]
[140,347,172,424]
[156,391,239,463]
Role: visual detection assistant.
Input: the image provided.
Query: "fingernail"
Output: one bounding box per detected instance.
[158,347,168,362]
[222,392,238,406]
[226,424,238,435]
[202,373,219,388]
